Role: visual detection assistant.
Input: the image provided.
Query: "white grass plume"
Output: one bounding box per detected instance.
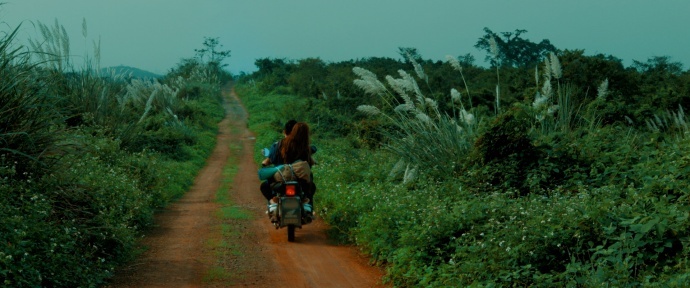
[388,159,406,180]
[549,52,562,80]
[416,112,432,124]
[353,67,386,95]
[397,69,424,107]
[445,55,462,73]
[597,78,609,100]
[460,109,475,125]
[543,57,552,82]
[394,104,415,113]
[541,79,553,99]
[397,70,416,92]
[403,164,418,185]
[81,18,87,38]
[489,36,499,59]
[533,92,548,109]
[386,75,413,105]
[406,52,426,80]
[424,98,438,110]
[451,88,462,104]
[357,105,381,116]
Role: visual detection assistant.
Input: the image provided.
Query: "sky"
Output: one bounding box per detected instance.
[1,0,688,75]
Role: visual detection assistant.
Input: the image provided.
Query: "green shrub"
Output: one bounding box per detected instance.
[0,16,230,286]
[236,43,690,287]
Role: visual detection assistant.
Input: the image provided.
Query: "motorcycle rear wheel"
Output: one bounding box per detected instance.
[287,225,296,242]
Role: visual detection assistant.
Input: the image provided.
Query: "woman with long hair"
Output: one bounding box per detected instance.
[279,122,315,166]
[278,122,316,206]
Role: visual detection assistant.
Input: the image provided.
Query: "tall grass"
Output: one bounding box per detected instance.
[353,58,479,179]
[1,18,227,286]
[646,104,689,139]
[0,25,61,177]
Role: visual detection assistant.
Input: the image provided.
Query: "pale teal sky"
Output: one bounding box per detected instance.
[1,0,688,75]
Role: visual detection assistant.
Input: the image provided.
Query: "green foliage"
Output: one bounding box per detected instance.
[238,33,690,286]
[468,106,539,195]
[0,22,225,286]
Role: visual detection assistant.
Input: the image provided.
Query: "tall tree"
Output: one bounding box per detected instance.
[194,36,231,67]
[475,28,556,68]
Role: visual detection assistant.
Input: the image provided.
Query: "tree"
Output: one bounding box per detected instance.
[475,28,556,68]
[194,36,231,67]
[398,47,422,63]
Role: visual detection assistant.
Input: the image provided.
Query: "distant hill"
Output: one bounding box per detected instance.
[100,65,162,80]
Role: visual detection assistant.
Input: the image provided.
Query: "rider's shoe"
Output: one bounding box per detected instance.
[303,212,315,224]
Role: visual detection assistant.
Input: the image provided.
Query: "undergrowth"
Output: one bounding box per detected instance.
[1,19,226,286]
[235,47,690,286]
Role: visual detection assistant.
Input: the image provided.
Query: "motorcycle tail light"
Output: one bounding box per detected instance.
[285,185,296,196]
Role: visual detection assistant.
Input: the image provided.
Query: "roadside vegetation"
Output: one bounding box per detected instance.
[236,28,690,286]
[0,19,230,286]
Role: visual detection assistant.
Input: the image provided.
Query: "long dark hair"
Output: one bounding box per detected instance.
[280,122,313,165]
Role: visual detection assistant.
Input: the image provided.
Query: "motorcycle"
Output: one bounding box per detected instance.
[258,148,314,242]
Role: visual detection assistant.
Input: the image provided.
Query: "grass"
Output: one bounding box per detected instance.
[203,129,252,283]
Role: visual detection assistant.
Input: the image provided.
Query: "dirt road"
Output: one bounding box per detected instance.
[106,84,387,287]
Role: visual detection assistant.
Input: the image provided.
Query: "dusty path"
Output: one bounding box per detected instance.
[106,84,387,287]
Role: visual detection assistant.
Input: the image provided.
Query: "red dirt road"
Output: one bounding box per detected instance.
[105,85,387,287]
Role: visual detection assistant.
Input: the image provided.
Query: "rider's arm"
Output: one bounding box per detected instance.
[268,141,282,165]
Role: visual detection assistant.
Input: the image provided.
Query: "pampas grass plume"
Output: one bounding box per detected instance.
[357,105,381,116]
[403,164,417,185]
[597,78,609,100]
[406,52,426,80]
[549,52,562,80]
[489,36,499,59]
[451,88,462,104]
[353,67,386,95]
[416,112,432,124]
[445,55,462,72]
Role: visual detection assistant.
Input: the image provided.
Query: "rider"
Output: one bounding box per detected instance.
[260,121,317,219]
